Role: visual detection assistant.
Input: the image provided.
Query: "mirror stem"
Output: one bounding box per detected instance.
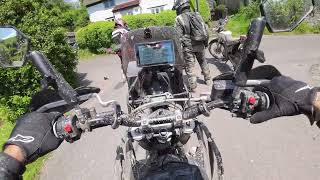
[29,51,78,105]
[233,17,266,98]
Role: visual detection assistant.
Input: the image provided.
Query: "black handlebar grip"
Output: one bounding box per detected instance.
[183,105,201,119]
[91,116,114,129]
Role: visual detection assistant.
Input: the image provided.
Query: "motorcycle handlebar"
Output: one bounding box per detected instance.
[54,91,270,142]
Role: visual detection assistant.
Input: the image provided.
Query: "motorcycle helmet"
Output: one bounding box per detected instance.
[172,0,190,15]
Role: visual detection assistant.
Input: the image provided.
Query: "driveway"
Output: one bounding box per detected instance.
[40,35,320,180]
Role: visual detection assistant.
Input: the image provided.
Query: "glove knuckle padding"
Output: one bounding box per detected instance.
[251,76,314,124]
[4,112,62,163]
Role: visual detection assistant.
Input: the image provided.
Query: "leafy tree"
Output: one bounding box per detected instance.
[61,5,90,32]
[0,0,80,122]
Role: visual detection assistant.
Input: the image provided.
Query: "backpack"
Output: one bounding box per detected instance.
[188,12,209,42]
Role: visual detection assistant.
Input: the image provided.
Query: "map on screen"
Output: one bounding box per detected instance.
[135,40,175,66]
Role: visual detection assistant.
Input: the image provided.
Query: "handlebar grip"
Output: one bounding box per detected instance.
[182,100,226,119]
[90,115,114,129]
[120,115,141,127]
[183,105,201,119]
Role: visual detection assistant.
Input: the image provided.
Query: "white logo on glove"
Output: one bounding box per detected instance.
[8,134,35,143]
[295,85,313,93]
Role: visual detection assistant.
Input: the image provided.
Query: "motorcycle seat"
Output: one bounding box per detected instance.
[218,31,240,46]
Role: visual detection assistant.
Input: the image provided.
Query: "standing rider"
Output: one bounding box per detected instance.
[112,18,130,81]
[173,0,211,92]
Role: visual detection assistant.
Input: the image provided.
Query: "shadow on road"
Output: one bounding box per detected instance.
[77,72,92,87]
[206,57,233,73]
[114,81,126,90]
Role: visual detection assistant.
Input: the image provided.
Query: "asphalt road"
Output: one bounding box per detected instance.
[40,35,320,180]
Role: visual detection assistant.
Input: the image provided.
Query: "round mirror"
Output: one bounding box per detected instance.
[0,26,29,68]
[261,0,314,32]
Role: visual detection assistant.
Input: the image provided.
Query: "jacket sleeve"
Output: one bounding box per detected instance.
[0,152,25,180]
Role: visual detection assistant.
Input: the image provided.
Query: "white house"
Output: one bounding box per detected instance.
[83,0,175,22]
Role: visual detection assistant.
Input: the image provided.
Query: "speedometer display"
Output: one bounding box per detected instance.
[135,40,175,67]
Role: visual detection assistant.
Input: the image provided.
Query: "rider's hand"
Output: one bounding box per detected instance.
[3,112,63,163]
[250,76,320,124]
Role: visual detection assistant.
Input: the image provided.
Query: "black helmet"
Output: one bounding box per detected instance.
[172,0,190,11]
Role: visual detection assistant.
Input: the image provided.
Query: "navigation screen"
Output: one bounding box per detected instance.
[135,40,175,67]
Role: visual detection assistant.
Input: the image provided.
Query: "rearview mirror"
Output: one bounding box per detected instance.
[0,26,29,68]
[261,0,314,32]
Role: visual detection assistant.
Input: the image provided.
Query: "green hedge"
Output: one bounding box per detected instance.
[77,10,177,53]
[77,4,211,53]
[123,10,176,29]
[226,1,261,35]
[77,21,115,53]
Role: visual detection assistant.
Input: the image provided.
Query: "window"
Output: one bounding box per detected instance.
[150,6,164,14]
[103,0,115,8]
[105,17,115,21]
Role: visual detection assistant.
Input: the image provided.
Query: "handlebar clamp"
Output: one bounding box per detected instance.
[53,115,81,143]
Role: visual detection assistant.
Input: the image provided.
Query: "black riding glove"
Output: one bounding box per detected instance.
[3,112,63,163]
[250,76,319,124]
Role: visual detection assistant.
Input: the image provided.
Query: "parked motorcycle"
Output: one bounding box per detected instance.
[208,18,266,70]
[0,0,314,179]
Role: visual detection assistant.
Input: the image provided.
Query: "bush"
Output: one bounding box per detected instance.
[0,0,79,123]
[312,23,320,34]
[293,22,314,33]
[61,5,90,32]
[76,21,114,53]
[238,1,260,19]
[292,22,320,34]
[123,13,159,29]
[226,2,260,35]
[123,10,176,29]
[191,0,211,22]
[77,10,177,52]
[77,4,211,53]
[155,10,177,26]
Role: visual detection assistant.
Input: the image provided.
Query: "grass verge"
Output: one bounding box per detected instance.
[78,48,112,61]
[78,49,99,61]
[226,14,320,36]
[0,121,47,180]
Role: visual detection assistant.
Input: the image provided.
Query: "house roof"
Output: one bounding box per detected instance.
[112,0,140,12]
[83,0,101,7]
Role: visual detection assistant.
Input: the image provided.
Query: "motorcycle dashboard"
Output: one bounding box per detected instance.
[135,40,175,67]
